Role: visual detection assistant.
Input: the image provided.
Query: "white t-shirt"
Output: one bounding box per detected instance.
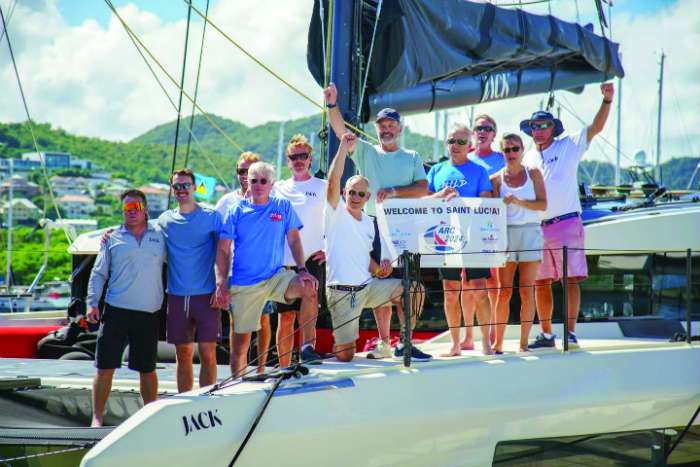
[324,199,375,286]
[522,129,589,220]
[273,176,327,265]
[215,190,245,219]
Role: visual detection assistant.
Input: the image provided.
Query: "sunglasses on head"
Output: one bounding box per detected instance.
[530,122,553,130]
[123,201,145,212]
[172,182,193,190]
[237,168,248,176]
[288,153,309,161]
[347,189,367,198]
[503,146,521,154]
[250,178,269,185]
[474,125,495,132]
[447,138,468,146]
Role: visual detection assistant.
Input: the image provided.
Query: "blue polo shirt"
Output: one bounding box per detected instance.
[157,206,222,296]
[427,159,492,197]
[220,197,303,286]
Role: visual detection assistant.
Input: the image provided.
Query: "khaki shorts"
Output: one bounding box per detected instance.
[326,278,402,346]
[229,269,296,333]
[506,223,544,263]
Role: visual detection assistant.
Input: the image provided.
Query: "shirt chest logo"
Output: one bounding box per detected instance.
[270,212,283,222]
[443,179,468,188]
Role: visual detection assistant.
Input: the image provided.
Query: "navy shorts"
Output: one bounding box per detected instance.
[95,304,159,372]
[167,294,222,344]
[438,268,491,281]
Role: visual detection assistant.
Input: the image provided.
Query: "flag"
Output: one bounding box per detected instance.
[194,173,217,201]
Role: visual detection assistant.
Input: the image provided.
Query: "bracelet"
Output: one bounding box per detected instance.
[602,99,613,104]
[326,103,337,109]
[297,266,308,273]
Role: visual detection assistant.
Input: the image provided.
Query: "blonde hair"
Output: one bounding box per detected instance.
[237,151,261,167]
[248,161,276,182]
[287,134,313,155]
[474,114,497,132]
[499,133,525,151]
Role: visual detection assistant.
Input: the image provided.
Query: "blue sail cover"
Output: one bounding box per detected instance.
[307,0,624,120]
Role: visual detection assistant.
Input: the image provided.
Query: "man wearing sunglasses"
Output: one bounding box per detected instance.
[215,151,274,374]
[213,162,318,377]
[324,83,430,360]
[426,123,494,356]
[158,168,223,392]
[521,82,615,349]
[272,134,328,366]
[86,190,166,426]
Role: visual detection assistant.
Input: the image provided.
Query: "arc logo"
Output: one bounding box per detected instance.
[423,221,467,253]
[182,409,223,436]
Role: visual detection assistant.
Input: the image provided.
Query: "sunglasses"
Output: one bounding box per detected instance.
[172,182,193,190]
[250,178,269,185]
[530,122,553,130]
[447,138,468,146]
[474,125,495,132]
[237,168,248,176]
[503,146,521,154]
[123,201,145,212]
[288,153,309,161]
[347,189,367,198]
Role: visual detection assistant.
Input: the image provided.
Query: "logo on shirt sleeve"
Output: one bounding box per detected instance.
[270,212,283,222]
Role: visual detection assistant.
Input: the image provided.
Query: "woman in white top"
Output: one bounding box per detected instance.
[490,133,547,353]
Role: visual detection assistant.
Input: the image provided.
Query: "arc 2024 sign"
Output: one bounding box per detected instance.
[376,198,507,268]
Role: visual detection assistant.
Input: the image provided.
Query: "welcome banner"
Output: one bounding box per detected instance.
[376,198,508,268]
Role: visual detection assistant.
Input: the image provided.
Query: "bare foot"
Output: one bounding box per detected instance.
[482,342,493,355]
[490,328,497,346]
[440,346,462,357]
[518,347,530,353]
[459,341,474,351]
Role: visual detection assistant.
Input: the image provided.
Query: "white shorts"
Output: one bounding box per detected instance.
[506,223,543,263]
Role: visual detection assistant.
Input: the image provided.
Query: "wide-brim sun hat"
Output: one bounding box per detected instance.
[519,110,564,137]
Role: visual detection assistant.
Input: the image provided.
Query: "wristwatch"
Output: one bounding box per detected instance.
[326,103,337,108]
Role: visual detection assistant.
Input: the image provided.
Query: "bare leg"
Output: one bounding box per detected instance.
[299,295,319,347]
[257,313,271,373]
[466,278,492,355]
[534,279,554,335]
[230,332,252,377]
[567,278,583,332]
[518,262,540,351]
[441,279,462,357]
[373,306,392,344]
[139,370,158,405]
[175,343,194,393]
[495,263,517,353]
[91,368,114,427]
[198,342,217,387]
[486,275,499,345]
[334,341,356,362]
[460,290,475,350]
[277,311,296,369]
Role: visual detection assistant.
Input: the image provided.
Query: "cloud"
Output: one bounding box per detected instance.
[0,0,697,176]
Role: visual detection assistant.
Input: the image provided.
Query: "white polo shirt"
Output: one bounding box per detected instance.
[522,128,589,220]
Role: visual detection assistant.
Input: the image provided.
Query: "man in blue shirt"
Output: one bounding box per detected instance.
[158,168,222,392]
[427,124,495,356]
[214,162,318,377]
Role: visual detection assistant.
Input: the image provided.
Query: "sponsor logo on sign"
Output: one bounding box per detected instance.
[423,221,467,253]
[480,221,498,233]
[482,233,499,244]
[182,409,223,436]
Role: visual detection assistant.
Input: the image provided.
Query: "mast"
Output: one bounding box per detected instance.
[615,76,622,186]
[655,51,665,183]
[276,121,285,176]
[433,112,439,161]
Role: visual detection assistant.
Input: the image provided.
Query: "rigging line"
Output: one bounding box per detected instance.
[669,76,693,161]
[118,13,231,189]
[0,5,72,243]
[183,0,210,169]
[495,0,551,7]
[182,0,378,145]
[356,0,383,122]
[167,2,194,207]
[104,0,244,154]
[0,0,16,44]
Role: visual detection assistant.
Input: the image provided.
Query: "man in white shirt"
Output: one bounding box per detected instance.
[324,132,432,362]
[272,134,328,366]
[522,83,614,349]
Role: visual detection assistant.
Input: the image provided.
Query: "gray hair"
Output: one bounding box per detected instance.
[345,174,370,188]
[447,123,472,141]
[248,161,276,182]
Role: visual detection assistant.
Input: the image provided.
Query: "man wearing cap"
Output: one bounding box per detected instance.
[324,83,431,361]
[87,189,166,426]
[522,83,615,349]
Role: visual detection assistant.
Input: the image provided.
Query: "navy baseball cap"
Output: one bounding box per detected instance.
[520,110,564,137]
[375,108,401,123]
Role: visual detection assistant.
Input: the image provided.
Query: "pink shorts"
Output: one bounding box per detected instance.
[537,216,588,281]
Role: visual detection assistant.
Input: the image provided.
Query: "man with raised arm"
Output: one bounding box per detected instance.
[272,135,328,366]
[324,83,431,361]
[87,189,165,426]
[325,133,422,362]
[522,83,615,349]
[159,168,222,393]
[213,162,318,377]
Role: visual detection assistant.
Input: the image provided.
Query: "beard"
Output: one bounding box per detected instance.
[379,134,399,146]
